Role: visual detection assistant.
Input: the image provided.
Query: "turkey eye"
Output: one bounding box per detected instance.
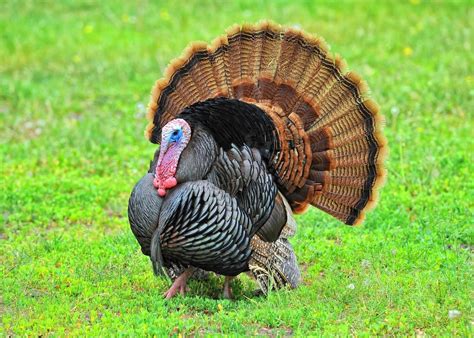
[172,130,179,136]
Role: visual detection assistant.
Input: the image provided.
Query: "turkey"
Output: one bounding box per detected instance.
[128,22,387,299]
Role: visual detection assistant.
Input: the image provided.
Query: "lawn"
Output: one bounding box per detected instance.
[1,0,472,335]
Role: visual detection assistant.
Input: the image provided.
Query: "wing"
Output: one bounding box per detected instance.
[206,144,286,240]
[151,180,253,276]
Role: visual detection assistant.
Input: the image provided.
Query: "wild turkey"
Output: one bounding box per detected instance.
[128,22,387,299]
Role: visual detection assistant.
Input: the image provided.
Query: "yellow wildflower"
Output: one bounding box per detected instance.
[403,47,413,57]
[160,9,170,21]
[83,24,94,34]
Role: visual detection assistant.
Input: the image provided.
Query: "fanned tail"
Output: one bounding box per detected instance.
[146,22,387,225]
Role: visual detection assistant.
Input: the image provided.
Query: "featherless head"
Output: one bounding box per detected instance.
[153,119,191,196]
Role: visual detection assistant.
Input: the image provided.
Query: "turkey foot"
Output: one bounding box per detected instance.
[223,276,235,299]
[163,268,194,300]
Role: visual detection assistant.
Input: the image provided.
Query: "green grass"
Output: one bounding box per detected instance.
[1,0,473,335]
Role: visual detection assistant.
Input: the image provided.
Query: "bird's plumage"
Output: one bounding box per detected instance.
[128,22,387,295]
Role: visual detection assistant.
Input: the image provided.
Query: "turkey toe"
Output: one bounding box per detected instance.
[163,268,193,300]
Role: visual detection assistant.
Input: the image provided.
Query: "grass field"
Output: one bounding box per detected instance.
[1,0,473,335]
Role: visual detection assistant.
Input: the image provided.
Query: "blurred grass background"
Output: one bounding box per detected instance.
[1,0,473,335]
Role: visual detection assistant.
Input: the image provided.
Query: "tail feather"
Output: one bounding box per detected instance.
[146,22,387,225]
[239,25,260,81]
[258,22,283,81]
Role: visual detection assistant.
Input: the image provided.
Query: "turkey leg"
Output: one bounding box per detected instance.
[223,276,235,299]
[163,267,194,299]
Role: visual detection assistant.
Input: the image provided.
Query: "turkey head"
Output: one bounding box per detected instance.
[153,118,191,196]
[153,119,218,197]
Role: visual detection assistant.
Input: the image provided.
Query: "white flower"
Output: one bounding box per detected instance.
[448,310,461,319]
[390,106,400,116]
[135,102,146,118]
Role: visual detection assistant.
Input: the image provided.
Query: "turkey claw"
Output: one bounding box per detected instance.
[162,283,190,299]
[162,268,194,300]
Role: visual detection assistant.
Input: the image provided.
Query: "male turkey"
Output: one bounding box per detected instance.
[128,22,387,299]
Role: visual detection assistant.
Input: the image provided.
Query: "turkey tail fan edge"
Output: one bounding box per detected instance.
[146,21,388,225]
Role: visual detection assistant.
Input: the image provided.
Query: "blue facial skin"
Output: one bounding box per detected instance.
[169,128,182,143]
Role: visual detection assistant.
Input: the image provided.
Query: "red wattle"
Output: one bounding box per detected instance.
[163,177,177,189]
[158,188,166,197]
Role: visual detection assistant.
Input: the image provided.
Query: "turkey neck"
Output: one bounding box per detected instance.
[174,124,218,183]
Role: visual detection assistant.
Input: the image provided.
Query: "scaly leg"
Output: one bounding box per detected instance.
[163,267,194,300]
[223,276,235,299]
